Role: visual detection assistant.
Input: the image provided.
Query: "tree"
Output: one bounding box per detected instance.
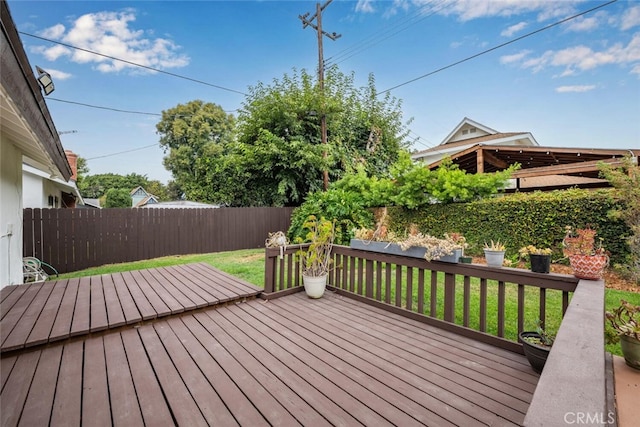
[231,67,410,206]
[156,68,410,207]
[156,100,235,203]
[79,173,150,199]
[104,188,132,208]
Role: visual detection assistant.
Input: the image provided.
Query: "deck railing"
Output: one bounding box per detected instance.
[265,243,608,424]
[265,244,581,352]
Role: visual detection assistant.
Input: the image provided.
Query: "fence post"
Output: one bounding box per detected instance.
[264,248,276,293]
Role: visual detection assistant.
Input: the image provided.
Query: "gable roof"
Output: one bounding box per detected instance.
[411,118,538,164]
[1,0,71,180]
[440,117,499,145]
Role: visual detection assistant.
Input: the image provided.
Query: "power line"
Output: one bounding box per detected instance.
[85,143,160,161]
[377,0,618,95]
[19,31,248,96]
[48,97,239,115]
[49,98,161,116]
[326,0,447,67]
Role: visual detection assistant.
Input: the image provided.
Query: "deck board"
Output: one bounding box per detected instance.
[1,263,259,353]
[82,337,112,426]
[18,345,62,427]
[1,264,538,427]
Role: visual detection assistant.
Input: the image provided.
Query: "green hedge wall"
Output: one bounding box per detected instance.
[387,188,630,265]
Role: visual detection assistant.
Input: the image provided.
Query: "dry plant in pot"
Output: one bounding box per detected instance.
[518,245,553,273]
[562,226,608,280]
[484,240,506,268]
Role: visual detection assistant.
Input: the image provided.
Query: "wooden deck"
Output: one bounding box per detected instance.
[1,264,539,426]
[0,263,261,353]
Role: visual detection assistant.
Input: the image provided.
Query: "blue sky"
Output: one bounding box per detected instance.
[8,0,640,184]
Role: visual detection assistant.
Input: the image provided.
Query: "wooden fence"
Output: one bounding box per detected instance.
[24,207,294,274]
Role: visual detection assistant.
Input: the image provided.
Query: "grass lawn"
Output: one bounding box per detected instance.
[54,248,639,356]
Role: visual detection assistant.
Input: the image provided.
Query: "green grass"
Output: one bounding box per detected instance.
[54,249,265,287]
[53,249,639,356]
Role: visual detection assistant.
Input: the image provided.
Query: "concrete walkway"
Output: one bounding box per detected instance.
[613,355,640,427]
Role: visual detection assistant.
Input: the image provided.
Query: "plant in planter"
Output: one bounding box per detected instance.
[606,300,640,370]
[396,228,466,262]
[483,240,506,267]
[519,322,556,374]
[518,245,553,273]
[295,215,335,298]
[562,226,609,280]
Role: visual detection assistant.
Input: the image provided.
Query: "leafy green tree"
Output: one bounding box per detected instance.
[156,100,235,203]
[599,157,640,283]
[232,67,410,206]
[104,188,132,208]
[79,173,150,199]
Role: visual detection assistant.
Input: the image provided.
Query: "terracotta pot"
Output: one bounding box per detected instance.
[569,255,608,280]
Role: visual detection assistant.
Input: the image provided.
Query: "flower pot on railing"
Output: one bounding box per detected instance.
[530,254,551,274]
[484,250,505,268]
[569,254,608,280]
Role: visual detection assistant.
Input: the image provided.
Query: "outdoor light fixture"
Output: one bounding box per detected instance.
[35,66,54,95]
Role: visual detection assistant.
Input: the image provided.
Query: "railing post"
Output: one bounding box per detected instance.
[443,272,456,322]
[264,248,276,293]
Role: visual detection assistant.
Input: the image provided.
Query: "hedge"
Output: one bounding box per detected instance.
[386,188,631,266]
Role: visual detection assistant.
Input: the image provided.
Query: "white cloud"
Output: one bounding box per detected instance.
[34,10,189,73]
[500,50,531,64]
[40,23,65,39]
[517,33,640,75]
[621,5,640,31]
[555,85,596,93]
[355,0,375,14]
[564,15,600,32]
[47,69,73,80]
[501,21,527,37]
[631,64,640,76]
[427,0,577,23]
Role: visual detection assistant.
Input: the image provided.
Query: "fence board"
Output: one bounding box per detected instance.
[23,207,293,273]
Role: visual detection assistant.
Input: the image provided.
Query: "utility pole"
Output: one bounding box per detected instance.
[299,0,341,191]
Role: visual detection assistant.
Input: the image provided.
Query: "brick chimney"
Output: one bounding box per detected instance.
[65,150,78,181]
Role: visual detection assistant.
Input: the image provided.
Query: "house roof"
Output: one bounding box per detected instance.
[141,200,221,208]
[411,118,538,163]
[1,1,71,180]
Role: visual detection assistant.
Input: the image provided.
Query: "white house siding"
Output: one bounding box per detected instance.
[22,169,45,208]
[0,142,23,287]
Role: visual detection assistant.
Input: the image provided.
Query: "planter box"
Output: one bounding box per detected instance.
[349,240,460,263]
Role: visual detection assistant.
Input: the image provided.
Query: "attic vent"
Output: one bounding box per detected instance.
[462,130,468,135]
[470,127,477,133]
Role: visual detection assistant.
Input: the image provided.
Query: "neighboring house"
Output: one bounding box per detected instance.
[82,198,102,209]
[22,150,84,208]
[1,0,72,286]
[141,200,221,209]
[412,117,539,165]
[130,186,159,207]
[412,117,639,191]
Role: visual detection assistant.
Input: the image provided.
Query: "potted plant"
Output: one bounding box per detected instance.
[562,226,608,280]
[295,215,335,298]
[606,300,640,370]
[351,222,465,263]
[519,323,555,373]
[483,240,506,267]
[518,245,553,273]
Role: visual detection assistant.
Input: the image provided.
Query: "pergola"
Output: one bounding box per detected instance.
[426,144,639,191]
